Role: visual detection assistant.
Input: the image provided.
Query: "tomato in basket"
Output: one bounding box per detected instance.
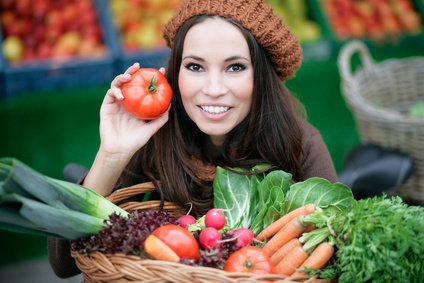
[224,246,275,274]
[121,68,173,120]
[144,224,200,261]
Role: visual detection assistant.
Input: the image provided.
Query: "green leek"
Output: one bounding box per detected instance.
[0,157,128,239]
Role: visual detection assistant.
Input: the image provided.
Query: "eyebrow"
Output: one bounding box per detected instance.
[182,55,249,62]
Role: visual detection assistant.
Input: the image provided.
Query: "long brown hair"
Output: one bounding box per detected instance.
[121,15,304,215]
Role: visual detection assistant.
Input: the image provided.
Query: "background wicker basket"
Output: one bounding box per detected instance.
[71,182,326,283]
[338,40,424,204]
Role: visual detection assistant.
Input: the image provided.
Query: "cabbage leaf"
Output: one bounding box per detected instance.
[213,165,267,229]
[282,177,355,214]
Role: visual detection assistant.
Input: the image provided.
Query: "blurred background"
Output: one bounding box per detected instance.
[0,0,423,282]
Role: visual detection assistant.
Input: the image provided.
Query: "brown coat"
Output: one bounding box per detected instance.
[47,121,337,278]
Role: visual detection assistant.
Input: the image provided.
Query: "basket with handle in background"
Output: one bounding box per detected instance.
[70,182,327,283]
[338,40,424,204]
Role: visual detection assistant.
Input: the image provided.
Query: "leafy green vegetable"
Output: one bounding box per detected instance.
[250,170,291,235]
[282,177,355,214]
[213,165,267,229]
[0,157,127,239]
[407,101,424,118]
[213,168,355,236]
[303,196,424,282]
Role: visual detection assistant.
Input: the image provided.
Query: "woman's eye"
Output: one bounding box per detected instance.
[228,63,246,72]
[185,63,203,72]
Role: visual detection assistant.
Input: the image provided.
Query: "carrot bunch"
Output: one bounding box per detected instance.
[256,204,335,277]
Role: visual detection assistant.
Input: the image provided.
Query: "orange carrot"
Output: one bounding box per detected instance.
[263,215,308,256]
[256,204,315,241]
[270,238,301,265]
[144,234,180,262]
[291,242,335,277]
[275,245,308,276]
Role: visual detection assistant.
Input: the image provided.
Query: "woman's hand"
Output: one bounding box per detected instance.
[83,63,169,196]
[99,63,169,160]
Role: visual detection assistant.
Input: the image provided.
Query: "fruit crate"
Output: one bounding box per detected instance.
[302,0,334,60]
[310,0,424,52]
[104,0,176,74]
[116,47,171,74]
[0,0,119,99]
[266,0,333,60]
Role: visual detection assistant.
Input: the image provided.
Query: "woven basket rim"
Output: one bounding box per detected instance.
[338,40,424,126]
[342,60,424,126]
[71,250,325,283]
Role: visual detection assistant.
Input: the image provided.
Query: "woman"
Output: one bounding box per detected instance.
[49,0,337,278]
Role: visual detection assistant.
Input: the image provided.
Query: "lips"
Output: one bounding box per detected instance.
[200,105,230,114]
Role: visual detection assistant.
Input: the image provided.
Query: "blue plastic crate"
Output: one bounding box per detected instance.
[118,47,171,73]
[0,0,120,99]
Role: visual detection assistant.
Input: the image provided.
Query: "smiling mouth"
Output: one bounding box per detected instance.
[201,106,230,114]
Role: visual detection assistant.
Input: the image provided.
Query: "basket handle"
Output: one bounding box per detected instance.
[106,182,187,215]
[338,40,376,85]
[107,182,156,204]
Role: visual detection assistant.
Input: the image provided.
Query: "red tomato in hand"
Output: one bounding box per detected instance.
[224,246,275,274]
[152,224,199,260]
[121,68,172,120]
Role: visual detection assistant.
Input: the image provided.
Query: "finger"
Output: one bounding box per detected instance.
[111,73,131,88]
[125,62,140,75]
[106,87,124,100]
[145,109,170,135]
[159,67,166,75]
[103,89,116,104]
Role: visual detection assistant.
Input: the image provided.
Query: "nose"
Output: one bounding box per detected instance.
[202,70,228,97]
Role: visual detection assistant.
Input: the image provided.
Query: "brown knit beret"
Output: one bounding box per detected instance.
[163,0,303,81]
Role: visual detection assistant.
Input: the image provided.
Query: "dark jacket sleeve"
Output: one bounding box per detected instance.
[299,122,338,183]
[47,237,81,278]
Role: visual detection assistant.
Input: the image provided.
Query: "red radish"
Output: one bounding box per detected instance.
[179,215,196,229]
[228,228,254,248]
[199,227,222,249]
[205,208,226,229]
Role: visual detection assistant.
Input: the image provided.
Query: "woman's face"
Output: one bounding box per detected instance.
[178,17,253,147]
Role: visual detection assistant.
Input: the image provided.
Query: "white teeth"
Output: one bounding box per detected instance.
[201,106,229,114]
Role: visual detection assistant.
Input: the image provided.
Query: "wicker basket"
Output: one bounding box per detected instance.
[338,40,424,204]
[71,182,326,283]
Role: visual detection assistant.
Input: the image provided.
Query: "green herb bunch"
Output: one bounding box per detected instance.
[305,196,424,283]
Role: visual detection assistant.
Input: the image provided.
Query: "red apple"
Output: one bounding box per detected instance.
[1,0,107,63]
[381,15,402,35]
[398,11,421,32]
[347,16,367,37]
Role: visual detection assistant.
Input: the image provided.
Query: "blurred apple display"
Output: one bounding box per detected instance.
[0,0,108,64]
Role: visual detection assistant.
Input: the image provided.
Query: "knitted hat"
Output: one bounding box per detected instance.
[163,0,303,81]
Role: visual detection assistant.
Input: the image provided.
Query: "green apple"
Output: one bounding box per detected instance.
[3,36,24,63]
